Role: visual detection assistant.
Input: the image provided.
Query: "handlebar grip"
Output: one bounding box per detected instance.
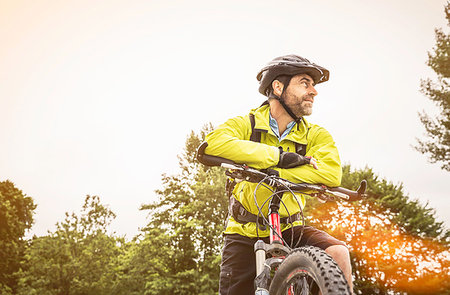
[328,187,360,201]
[199,154,236,167]
[329,180,367,201]
[196,141,236,167]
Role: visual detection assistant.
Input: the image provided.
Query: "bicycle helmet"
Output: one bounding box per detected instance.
[257,55,329,96]
[256,55,330,122]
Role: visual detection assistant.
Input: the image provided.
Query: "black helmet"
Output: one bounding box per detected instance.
[257,55,330,96]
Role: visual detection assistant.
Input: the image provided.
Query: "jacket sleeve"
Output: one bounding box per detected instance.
[277,128,342,187]
[204,115,280,170]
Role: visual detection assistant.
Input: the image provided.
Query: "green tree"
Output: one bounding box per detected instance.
[17,195,123,295]
[305,165,450,294]
[114,228,175,294]
[0,180,36,294]
[119,125,228,295]
[416,2,450,171]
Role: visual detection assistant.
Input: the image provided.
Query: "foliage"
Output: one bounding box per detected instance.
[16,195,124,295]
[416,2,450,171]
[0,180,36,293]
[114,228,174,295]
[119,124,228,295]
[305,165,450,294]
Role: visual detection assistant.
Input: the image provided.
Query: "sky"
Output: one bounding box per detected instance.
[1,0,449,239]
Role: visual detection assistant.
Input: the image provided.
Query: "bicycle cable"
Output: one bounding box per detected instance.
[269,177,307,249]
[253,175,309,249]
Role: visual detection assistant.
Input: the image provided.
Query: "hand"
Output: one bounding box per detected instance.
[277,151,319,170]
[305,156,319,170]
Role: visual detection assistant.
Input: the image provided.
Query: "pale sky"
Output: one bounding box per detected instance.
[1,0,449,239]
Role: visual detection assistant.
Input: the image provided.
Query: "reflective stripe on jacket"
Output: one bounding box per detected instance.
[205,104,342,238]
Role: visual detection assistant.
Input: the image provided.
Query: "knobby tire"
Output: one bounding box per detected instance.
[269,246,351,295]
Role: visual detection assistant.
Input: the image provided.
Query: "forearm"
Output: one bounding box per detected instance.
[276,158,342,187]
[277,133,342,186]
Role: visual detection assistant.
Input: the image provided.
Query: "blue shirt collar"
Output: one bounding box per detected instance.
[269,113,296,141]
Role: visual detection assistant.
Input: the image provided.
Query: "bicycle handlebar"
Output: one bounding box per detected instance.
[197,142,367,202]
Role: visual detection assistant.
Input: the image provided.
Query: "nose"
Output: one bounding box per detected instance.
[310,85,318,96]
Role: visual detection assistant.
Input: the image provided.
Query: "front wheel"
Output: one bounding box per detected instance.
[269,246,351,295]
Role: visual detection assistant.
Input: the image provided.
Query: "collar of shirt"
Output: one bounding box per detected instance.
[269,113,296,141]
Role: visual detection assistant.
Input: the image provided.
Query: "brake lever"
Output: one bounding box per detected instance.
[312,193,329,203]
[223,163,271,182]
[221,163,244,170]
[223,164,265,184]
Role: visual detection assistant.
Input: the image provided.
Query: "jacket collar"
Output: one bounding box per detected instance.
[250,104,310,143]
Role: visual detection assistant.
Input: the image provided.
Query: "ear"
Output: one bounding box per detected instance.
[272,80,284,96]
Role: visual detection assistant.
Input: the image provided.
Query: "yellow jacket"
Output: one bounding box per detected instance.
[204,104,342,237]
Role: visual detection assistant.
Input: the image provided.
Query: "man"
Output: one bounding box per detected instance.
[203,55,352,294]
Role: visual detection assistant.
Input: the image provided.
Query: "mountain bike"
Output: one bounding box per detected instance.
[197,147,366,295]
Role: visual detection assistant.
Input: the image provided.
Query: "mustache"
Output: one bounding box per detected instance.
[303,94,315,102]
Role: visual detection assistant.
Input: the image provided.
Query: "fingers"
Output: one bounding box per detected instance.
[305,156,319,170]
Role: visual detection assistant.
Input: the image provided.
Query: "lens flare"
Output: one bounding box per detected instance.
[307,201,450,293]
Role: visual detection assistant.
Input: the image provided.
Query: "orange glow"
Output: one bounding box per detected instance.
[307,201,450,293]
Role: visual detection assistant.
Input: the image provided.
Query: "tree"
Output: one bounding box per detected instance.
[114,227,179,295]
[17,195,123,295]
[416,2,450,171]
[121,125,228,295]
[0,180,36,294]
[305,165,450,294]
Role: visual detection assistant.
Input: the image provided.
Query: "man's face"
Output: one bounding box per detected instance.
[283,74,318,117]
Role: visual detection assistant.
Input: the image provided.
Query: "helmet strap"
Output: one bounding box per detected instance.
[270,76,302,123]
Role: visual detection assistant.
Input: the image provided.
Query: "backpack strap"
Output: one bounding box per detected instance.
[249,114,261,142]
[294,143,307,156]
[249,114,265,143]
[229,197,302,231]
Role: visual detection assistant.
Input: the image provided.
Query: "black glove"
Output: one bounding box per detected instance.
[261,168,280,177]
[277,151,310,169]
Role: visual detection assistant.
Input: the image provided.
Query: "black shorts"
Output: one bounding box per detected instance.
[219,226,346,295]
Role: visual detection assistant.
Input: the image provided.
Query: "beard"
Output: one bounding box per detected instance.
[285,93,314,117]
